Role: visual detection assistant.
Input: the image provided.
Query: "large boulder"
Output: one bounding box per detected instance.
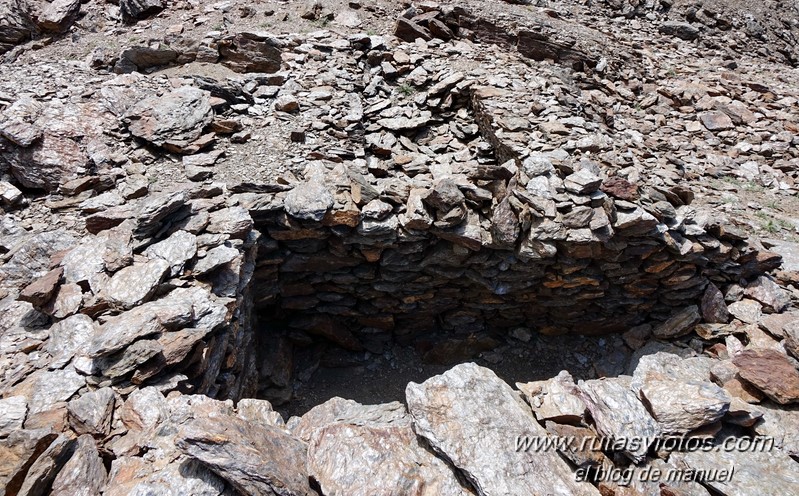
[119,0,164,22]
[0,0,33,53]
[218,32,282,73]
[34,0,80,32]
[406,363,600,496]
[0,97,116,192]
[124,86,214,153]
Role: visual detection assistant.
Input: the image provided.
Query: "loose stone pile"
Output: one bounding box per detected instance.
[0,0,799,494]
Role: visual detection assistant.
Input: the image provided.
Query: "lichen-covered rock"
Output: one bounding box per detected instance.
[125,87,213,152]
[67,387,115,436]
[639,378,730,433]
[175,414,316,496]
[671,434,799,495]
[307,400,473,496]
[6,367,85,415]
[284,179,334,222]
[406,363,600,496]
[516,370,586,424]
[576,377,660,463]
[50,435,107,496]
[0,395,27,436]
[99,258,170,309]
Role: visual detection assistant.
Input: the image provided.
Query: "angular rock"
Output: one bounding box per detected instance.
[50,435,107,496]
[671,434,799,495]
[395,18,433,42]
[7,134,89,192]
[236,398,285,428]
[274,94,299,112]
[193,245,240,275]
[491,197,520,247]
[0,180,24,205]
[0,429,58,494]
[725,396,764,427]
[751,402,799,456]
[600,176,638,201]
[7,367,85,415]
[0,229,76,292]
[700,283,730,323]
[67,387,115,436]
[284,179,334,222]
[45,314,97,368]
[613,207,658,231]
[564,168,602,194]
[307,400,472,496]
[35,0,80,32]
[119,0,164,21]
[378,113,432,132]
[125,87,213,150]
[401,188,433,230]
[631,352,715,390]
[653,305,701,338]
[115,46,178,73]
[156,328,213,369]
[88,291,194,357]
[744,275,790,312]
[293,397,407,442]
[427,179,465,211]
[760,311,799,339]
[219,32,282,73]
[206,206,253,239]
[406,363,599,496]
[658,21,700,41]
[143,230,197,277]
[60,226,133,293]
[44,282,83,318]
[516,370,586,424]
[542,421,608,469]
[639,379,730,433]
[784,321,799,359]
[99,258,170,309]
[732,348,799,404]
[15,433,74,496]
[699,111,734,131]
[577,377,660,463]
[104,455,225,496]
[727,299,763,324]
[0,396,27,436]
[18,267,63,308]
[0,0,34,52]
[95,339,161,379]
[175,414,315,496]
[118,386,169,432]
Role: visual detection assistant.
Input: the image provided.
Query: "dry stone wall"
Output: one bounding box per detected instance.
[244,81,778,349]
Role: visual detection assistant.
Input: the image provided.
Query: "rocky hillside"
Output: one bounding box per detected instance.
[1,0,799,495]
